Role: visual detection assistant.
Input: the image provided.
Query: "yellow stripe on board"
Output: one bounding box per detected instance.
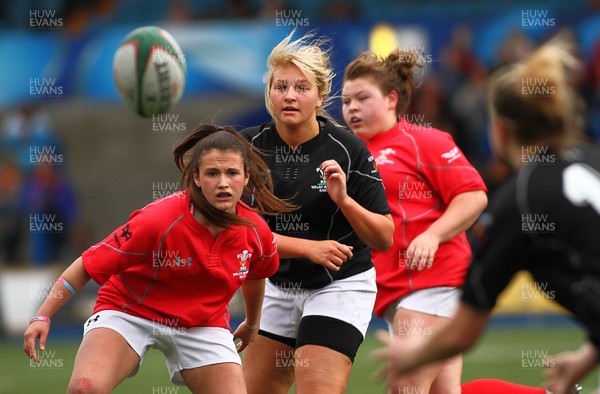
[492,271,569,315]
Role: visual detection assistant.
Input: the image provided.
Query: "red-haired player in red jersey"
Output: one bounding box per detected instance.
[343,50,488,394]
[23,125,296,394]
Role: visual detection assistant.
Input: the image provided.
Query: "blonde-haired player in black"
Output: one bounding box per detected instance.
[373,35,599,394]
[240,30,394,394]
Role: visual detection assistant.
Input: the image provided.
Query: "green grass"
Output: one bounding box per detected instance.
[2,322,599,393]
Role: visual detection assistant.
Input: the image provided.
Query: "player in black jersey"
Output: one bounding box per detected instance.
[373,36,599,394]
[240,31,393,394]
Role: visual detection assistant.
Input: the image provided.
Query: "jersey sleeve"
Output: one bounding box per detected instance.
[82,209,157,285]
[461,180,528,311]
[418,131,487,205]
[238,125,262,142]
[247,220,280,280]
[348,144,391,215]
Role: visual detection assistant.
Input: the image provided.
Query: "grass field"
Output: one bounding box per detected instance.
[2,319,599,393]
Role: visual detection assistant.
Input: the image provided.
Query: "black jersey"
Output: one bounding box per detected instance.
[461,144,600,350]
[240,117,391,289]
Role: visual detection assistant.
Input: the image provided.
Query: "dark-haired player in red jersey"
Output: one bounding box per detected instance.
[373,37,595,394]
[342,50,487,394]
[23,125,296,394]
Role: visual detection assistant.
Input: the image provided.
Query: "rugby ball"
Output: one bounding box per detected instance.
[113,26,186,117]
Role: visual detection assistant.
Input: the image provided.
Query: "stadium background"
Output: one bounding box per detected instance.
[0,0,599,392]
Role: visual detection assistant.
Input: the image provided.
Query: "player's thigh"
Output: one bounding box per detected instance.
[393,307,451,340]
[242,333,295,394]
[180,362,245,394]
[68,327,140,393]
[389,308,452,392]
[430,354,463,394]
[294,344,352,394]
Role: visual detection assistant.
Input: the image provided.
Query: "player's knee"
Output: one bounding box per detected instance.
[67,376,105,394]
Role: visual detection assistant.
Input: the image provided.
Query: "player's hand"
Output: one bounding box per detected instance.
[371,330,419,384]
[305,240,353,271]
[543,344,597,394]
[233,320,259,352]
[321,160,348,206]
[406,231,440,270]
[23,321,50,362]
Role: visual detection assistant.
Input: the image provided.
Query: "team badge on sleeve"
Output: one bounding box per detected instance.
[233,249,252,279]
[376,148,395,165]
[112,224,133,249]
[441,146,462,163]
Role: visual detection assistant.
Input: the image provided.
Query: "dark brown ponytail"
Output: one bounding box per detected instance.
[173,124,296,228]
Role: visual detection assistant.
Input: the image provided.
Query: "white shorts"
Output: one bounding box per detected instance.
[82,310,240,386]
[261,267,377,339]
[383,286,462,327]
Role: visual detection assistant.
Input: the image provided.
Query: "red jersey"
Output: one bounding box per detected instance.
[367,119,487,317]
[82,192,278,329]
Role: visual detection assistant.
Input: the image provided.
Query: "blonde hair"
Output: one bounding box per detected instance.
[264,30,336,123]
[343,48,426,116]
[488,34,584,148]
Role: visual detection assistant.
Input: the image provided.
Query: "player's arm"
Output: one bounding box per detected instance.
[372,302,489,381]
[407,190,487,269]
[338,199,394,252]
[321,159,394,252]
[234,278,266,352]
[240,278,264,329]
[275,233,353,271]
[23,256,91,361]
